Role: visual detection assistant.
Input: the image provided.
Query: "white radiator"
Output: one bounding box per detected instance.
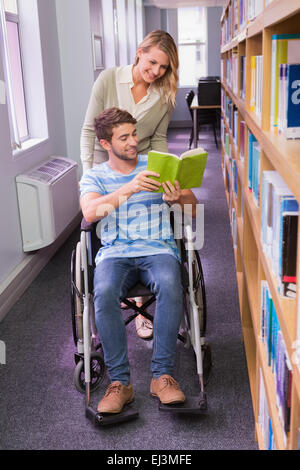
[16,156,79,252]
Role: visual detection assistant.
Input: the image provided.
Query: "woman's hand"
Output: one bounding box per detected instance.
[162,180,182,203]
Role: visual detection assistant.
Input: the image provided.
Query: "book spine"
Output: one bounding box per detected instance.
[247,133,257,191]
[280,212,298,298]
[274,198,298,288]
[278,64,286,134]
[270,38,276,130]
[239,120,245,161]
[286,64,300,139]
[250,56,256,112]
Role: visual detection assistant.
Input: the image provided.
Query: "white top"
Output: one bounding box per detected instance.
[115,64,160,121]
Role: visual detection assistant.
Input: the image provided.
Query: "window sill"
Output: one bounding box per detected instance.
[12,137,49,159]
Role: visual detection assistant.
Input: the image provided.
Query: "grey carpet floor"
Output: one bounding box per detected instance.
[0,127,258,450]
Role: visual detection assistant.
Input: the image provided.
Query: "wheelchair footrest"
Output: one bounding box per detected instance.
[158,393,207,414]
[86,405,139,426]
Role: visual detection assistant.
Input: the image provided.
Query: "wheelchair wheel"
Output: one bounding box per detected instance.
[183,250,207,339]
[74,351,106,394]
[193,250,207,337]
[71,242,83,345]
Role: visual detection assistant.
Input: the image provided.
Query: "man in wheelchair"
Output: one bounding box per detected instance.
[80,107,198,415]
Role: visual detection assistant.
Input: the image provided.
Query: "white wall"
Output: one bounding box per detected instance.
[0,0,67,288]
[207,7,222,77]
[55,0,95,177]
[89,0,105,81]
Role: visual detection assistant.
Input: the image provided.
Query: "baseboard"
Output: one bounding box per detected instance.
[0,212,81,323]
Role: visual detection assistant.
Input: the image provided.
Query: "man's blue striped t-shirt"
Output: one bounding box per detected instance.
[80,155,180,266]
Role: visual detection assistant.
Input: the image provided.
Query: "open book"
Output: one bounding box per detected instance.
[146,147,208,192]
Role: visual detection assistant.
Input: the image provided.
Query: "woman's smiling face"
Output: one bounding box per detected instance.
[136,45,170,84]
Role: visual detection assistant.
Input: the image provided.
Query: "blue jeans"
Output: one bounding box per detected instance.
[93,254,183,385]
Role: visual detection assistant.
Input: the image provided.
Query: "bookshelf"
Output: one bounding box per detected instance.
[220,0,300,450]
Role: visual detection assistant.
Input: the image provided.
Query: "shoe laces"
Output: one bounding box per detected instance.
[161,375,179,389]
[140,319,152,330]
[105,383,122,397]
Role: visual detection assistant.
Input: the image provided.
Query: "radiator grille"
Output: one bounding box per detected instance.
[28,158,73,183]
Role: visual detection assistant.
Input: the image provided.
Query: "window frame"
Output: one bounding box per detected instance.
[5,7,30,144]
[0,0,49,157]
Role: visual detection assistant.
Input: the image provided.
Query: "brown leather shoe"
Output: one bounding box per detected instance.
[150,374,185,404]
[97,381,134,414]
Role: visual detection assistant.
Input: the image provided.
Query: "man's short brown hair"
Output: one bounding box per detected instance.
[94,107,137,143]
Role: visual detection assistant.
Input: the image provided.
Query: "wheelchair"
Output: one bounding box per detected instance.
[70,216,212,426]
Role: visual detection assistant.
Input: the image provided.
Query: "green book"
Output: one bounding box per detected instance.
[146,147,208,192]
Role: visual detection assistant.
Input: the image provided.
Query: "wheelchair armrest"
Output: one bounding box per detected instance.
[81,218,97,232]
[184,224,194,252]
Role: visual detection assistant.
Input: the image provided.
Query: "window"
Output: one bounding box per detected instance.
[0,0,48,154]
[0,0,28,148]
[178,7,207,87]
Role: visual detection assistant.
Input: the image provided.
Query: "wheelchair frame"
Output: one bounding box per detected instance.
[70,219,211,425]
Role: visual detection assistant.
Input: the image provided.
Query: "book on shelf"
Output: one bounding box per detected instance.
[252,142,261,207]
[240,56,246,101]
[261,171,286,258]
[239,0,247,30]
[250,56,256,112]
[233,0,238,36]
[270,34,300,134]
[248,0,264,22]
[250,55,263,117]
[231,207,237,247]
[225,133,230,158]
[247,131,258,193]
[146,147,208,192]
[261,171,298,299]
[232,158,238,198]
[260,281,292,443]
[221,3,233,45]
[232,50,239,95]
[278,63,300,139]
[258,368,275,450]
[272,195,298,297]
[279,212,298,298]
[232,105,238,146]
[239,120,245,161]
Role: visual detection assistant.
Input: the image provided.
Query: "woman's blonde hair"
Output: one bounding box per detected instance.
[134,30,179,108]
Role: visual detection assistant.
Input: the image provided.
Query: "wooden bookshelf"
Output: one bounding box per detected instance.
[220,0,300,450]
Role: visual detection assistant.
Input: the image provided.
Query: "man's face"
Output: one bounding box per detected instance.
[108,123,138,161]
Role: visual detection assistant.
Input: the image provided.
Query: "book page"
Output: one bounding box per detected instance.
[149,150,179,159]
[180,147,206,159]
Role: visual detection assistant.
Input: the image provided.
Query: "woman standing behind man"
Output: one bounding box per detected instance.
[80,30,179,339]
